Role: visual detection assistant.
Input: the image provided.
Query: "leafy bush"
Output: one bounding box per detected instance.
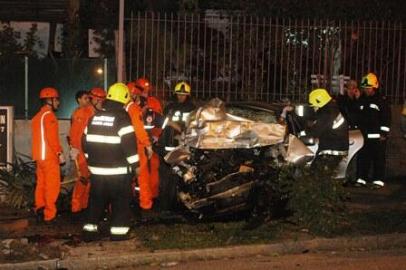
[0,159,36,209]
[273,163,348,235]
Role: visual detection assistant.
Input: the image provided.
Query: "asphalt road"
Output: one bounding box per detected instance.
[132,248,406,270]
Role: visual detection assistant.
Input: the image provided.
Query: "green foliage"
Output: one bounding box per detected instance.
[0,159,36,209]
[0,24,23,58]
[276,163,348,235]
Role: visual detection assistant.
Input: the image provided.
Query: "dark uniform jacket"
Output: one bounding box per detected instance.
[83,100,139,175]
[357,93,391,140]
[336,94,362,129]
[301,101,349,154]
[158,98,196,154]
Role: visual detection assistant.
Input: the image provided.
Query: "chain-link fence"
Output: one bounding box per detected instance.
[126,12,406,103]
[0,57,116,119]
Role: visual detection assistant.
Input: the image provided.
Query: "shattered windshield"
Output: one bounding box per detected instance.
[226,105,277,124]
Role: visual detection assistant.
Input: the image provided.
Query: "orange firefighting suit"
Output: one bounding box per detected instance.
[32,105,63,221]
[69,105,95,213]
[145,97,163,199]
[125,101,153,209]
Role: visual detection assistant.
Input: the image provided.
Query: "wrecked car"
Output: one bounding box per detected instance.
[163,99,363,219]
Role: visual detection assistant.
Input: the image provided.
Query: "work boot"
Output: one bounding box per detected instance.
[354,178,367,187]
[371,180,385,189]
[35,207,45,224]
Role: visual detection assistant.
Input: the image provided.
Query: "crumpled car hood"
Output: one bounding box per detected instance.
[184,98,286,149]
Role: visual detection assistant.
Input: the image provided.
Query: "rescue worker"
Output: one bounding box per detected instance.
[355,73,391,188]
[74,90,90,108]
[336,80,362,129]
[134,77,163,114]
[69,88,106,215]
[32,87,65,223]
[297,88,349,170]
[133,77,163,200]
[126,82,154,211]
[82,83,139,241]
[158,81,196,211]
[143,106,164,200]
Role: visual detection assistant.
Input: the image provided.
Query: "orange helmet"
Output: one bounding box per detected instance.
[134,77,151,93]
[127,82,143,96]
[147,96,162,114]
[89,87,106,99]
[39,87,59,99]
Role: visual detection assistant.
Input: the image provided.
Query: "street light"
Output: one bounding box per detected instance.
[96,67,103,75]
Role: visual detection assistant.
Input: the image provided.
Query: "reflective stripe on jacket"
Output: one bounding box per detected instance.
[32,105,62,161]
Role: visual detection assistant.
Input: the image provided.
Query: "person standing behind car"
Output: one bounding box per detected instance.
[82,83,139,242]
[32,87,65,223]
[355,73,391,189]
[69,88,106,216]
[298,88,349,170]
[337,80,362,129]
[157,81,196,212]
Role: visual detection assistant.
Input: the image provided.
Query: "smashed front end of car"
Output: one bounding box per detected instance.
[164,99,312,219]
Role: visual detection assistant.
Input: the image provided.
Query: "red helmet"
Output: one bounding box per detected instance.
[89,87,106,100]
[134,77,151,93]
[39,87,59,99]
[127,82,142,96]
[147,96,162,114]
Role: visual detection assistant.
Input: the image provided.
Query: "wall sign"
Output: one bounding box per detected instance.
[0,106,13,170]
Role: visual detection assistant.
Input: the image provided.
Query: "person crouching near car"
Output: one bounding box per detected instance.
[297,88,349,171]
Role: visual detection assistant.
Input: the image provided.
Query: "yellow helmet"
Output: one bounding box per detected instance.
[174,81,191,95]
[309,88,332,108]
[106,83,131,104]
[360,73,379,88]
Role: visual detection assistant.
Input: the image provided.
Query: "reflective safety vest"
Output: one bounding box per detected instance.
[83,101,139,175]
[32,105,62,161]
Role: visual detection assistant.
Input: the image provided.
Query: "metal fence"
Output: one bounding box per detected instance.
[126,12,406,103]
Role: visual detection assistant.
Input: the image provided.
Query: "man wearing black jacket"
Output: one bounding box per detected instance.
[299,88,349,170]
[157,81,196,212]
[82,83,139,241]
[355,73,391,188]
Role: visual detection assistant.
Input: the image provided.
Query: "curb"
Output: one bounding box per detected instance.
[2,233,406,270]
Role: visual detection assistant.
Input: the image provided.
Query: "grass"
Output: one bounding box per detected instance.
[133,210,406,250]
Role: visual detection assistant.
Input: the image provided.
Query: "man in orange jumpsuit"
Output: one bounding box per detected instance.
[126,82,154,210]
[133,78,163,200]
[69,87,106,214]
[32,87,65,222]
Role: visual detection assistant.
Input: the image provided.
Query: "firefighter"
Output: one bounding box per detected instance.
[126,82,154,211]
[158,81,196,211]
[133,77,164,200]
[134,77,163,114]
[82,83,139,241]
[32,87,65,223]
[143,106,164,200]
[69,88,106,215]
[355,73,391,188]
[298,88,349,170]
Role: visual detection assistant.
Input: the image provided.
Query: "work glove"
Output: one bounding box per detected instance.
[146,146,154,160]
[58,153,66,165]
[280,105,294,119]
[69,148,80,160]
